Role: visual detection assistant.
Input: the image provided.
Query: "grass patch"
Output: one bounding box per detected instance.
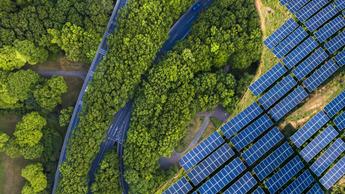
[175,116,202,153]
[210,117,223,129]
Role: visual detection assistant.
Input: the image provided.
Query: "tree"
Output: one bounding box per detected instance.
[34,76,68,111]
[59,106,73,127]
[21,163,47,193]
[0,46,25,71]
[0,132,9,152]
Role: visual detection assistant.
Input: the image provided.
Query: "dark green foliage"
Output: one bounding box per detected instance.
[58,1,195,193]
[91,150,121,194]
[34,76,68,111]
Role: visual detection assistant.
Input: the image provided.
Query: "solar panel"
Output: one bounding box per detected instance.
[286,0,309,14]
[187,144,234,185]
[242,127,284,166]
[272,26,308,58]
[292,48,329,81]
[300,126,338,162]
[290,111,330,148]
[283,37,319,69]
[198,158,246,194]
[305,3,340,31]
[324,30,345,54]
[324,91,345,117]
[221,102,263,139]
[320,155,345,189]
[249,63,288,96]
[252,187,265,194]
[281,170,315,194]
[163,177,192,194]
[264,19,299,49]
[303,60,339,93]
[179,132,224,171]
[223,172,257,194]
[253,142,294,181]
[258,75,297,110]
[268,86,309,122]
[336,0,345,11]
[307,183,324,194]
[310,139,345,177]
[279,0,290,5]
[334,112,345,131]
[315,15,345,43]
[335,49,345,67]
[265,156,305,193]
[295,0,328,22]
[231,114,273,151]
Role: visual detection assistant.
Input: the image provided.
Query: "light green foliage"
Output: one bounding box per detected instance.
[14,112,46,147]
[58,0,195,193]
[49,22,100,62]
[91,150,121,194]
[0,40,47,71]
[0,70,39,108]
[34,76,68,111]
[21,163,47,193]
[59,106,73,127]
[0,132,9,151]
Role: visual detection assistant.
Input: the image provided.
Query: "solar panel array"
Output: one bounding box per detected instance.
[300,126,338,162]
[165,2,345,193]
[334,112,345,131]
[187,143,234,185]
[179,132,224,171]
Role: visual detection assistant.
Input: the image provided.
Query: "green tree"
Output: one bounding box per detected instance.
[59,106,73,127]
[34,76,68,111]
[0,46,25,71]
[0,132,9,152]
[21,163,47,193]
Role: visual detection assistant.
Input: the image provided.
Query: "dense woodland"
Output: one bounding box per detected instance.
[0,0,114,193]
[0,0,261,193]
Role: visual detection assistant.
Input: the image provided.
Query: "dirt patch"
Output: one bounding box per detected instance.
[61,77,84,108]
[175,116,202,153]
[31,55,88,72]
[0,154,27,194]
[0,113,20,133]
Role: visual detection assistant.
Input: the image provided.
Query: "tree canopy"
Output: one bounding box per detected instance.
[21,163,48,194]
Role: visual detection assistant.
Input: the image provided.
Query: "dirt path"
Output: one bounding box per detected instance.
[1,155,27,194]
[255,0,266,36]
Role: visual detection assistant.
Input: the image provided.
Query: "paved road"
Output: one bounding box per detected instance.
[52,0,128,193]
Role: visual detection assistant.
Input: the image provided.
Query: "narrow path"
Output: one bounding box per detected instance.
[35,70,87,79]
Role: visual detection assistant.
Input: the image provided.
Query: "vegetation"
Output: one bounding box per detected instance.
[91,150,121,194]
[59,107,73,127]
[21,163,47,194]
[58,1,196,193]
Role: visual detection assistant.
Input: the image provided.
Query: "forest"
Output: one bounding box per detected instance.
[0,0,261,193]
[0,0,115,193]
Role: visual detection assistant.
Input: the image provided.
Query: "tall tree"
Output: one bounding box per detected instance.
[21,163,48,194]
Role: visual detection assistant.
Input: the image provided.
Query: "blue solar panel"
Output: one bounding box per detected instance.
[258,75,297,110]
[249,63,287,96]
[268,86,309,122]
[252,187,265,194]
[320,156,345,189]
[335,49,345,67]
[300,126,338,162]
[295,0,328,22]
[324,91,345,117]
[336,0,345,11]
[286,0,309,14]
[290,111,330,148]
[315,15,345,43]
[293,48,329,81]
[163,177,192,194]
[283,37,319,69]
[253,142,294,181]
[264,19,299,50]
[179,132,224,171]
[223,172,257,194]
[221,102,263,139]
[187,144,234,185]
[265,156,305,193]
[334,112,345,131]
[307,183,324,194]
[242,127,284,166]
[272,27,308,58]
[305,3,340,31]
[310,139,345,177]
[281,170,315,194]
[231,114,273,151]
[279,0,290,5]
[198,158,246,194]
[303,60,339,93]
[325,30,345,54]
